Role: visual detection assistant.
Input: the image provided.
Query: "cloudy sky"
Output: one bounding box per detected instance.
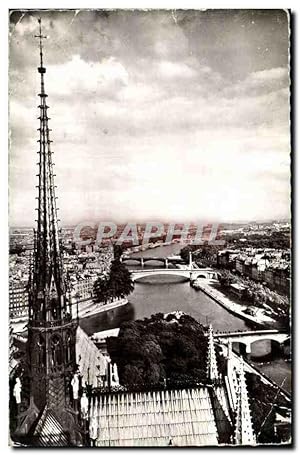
[9,9,290,226]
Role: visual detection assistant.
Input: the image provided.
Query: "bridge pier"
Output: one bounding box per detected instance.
[282,339,291,358]
[165,258,168,269]
[215,331,290,362]
[245,344,251,355]
[270,339,284,357]
[141,257,144,267]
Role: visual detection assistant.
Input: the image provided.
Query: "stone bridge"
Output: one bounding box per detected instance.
[214,329,290,356]
[121,255,185,268]
[130,268,218,282]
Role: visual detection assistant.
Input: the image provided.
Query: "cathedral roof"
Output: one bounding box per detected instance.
[89,387,225,446]
[76,326,108,387]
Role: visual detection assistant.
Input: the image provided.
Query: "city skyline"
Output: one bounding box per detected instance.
[9,9,290,226]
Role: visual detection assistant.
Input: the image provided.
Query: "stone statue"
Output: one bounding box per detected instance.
[80,392,89,420]
[66,333,72,363]
[71,372,80,400]
[51,336,62,366]
[90,417,98,446]
[37,335,45,366]
[13,377,22,404]
[112,363,119,386]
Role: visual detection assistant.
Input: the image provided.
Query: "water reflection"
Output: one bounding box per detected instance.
[80,303,135,336]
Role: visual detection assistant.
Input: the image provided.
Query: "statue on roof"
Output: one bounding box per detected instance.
[80,392,89,420]
[13,377,22,405]
[71,372,80,400]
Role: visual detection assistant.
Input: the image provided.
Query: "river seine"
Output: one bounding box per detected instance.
[80,243,291,393]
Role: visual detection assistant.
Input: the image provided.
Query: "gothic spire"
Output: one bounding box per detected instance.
[234,362,256,445]
[13,20,80,444]
[207,324,219,381]
[30,18,69,323]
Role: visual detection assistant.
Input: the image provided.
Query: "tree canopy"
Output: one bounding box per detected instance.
[93,247,134,304]
[106,313,210,387]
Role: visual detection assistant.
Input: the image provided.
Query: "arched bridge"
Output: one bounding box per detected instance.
[121,255,185,267]
[130,268,218,282]
[214,329,290,355]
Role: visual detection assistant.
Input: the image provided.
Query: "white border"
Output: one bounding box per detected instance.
[1,2,297,453]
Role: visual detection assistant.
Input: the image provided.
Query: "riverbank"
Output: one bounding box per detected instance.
[77,297,128,318]
[10,298,128,334]
[191,278,275,327]
[124,240,182,255]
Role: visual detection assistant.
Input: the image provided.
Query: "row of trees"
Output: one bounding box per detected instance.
[223,231,290,250]
[218,270,289,308]
[218,270,290,329]
[180,244,222,267]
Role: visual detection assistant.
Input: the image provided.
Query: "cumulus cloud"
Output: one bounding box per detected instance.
[48,55,129,98]
[9,9,290,225]
[158,61,197,79]
[223,66,289,98]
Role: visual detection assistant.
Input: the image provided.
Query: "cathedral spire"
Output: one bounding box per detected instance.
[23,18,78,418]
[13,19,82,446]
[206,324,219,381]
[30,18,69,323]
[234,362,256,446]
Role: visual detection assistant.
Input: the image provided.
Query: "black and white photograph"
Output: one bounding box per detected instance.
[8,8,291,447]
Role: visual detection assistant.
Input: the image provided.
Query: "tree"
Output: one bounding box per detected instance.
[147,363,162,384]
[180,245,192,263]
[93,255,134,303]
[196,243,221,267]
[93,274,111,304]
[108,259,134,299]
[218,270,234,287]
[113,244,124,261]
[123,365,144,385]
[180,245,199,263]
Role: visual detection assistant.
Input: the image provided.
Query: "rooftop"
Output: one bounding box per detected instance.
[89,387,228,446]
[90,386,230,447]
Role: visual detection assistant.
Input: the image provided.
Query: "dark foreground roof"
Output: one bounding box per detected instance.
[33,407,69,447]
